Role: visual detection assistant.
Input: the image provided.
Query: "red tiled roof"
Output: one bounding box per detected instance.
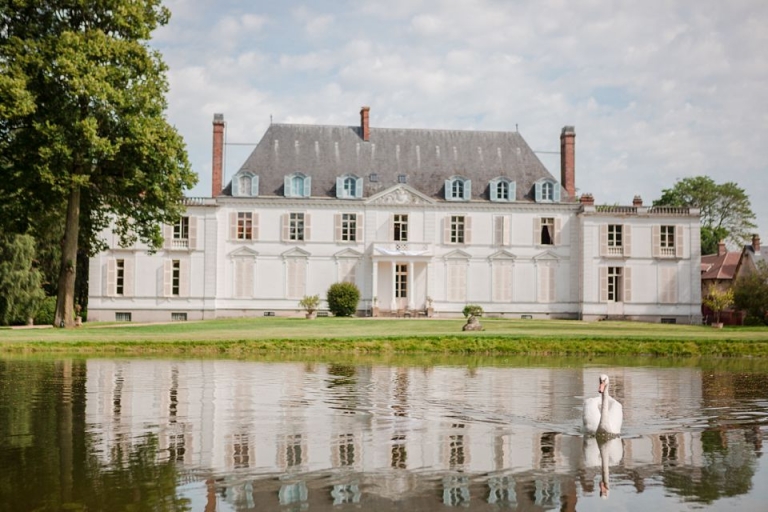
[701,251,741,280]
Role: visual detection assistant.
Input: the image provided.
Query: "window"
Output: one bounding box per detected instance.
[239,175,251,195]
[450,215,466,244]
[115,312,132,322]
[398,174,407,184]
[447,260,467,302]
[608,224,623,255]
[496,181,509,200]
[490,178,516,202]
[369,173,379,182]
[393,214,408,242]
[660,225,675,256]
[237,212,253,240]
[492,260,513,302]
[116,259,125,296]
[336,174,363,199]
[173,217,189,240]
[171,312,187,322]
[659,266,678,303]
[289,213,305,241]
[607,267,622,302]
[395,263,408,299]
[338,259,358,284]
[601,224,630,257]
[535,179,561,202]
[445,176,471,201]
[538,264,555,303]
[540,217,555,245]
[340,214,357,242]
[284,172,311,198]
[172,260,181,296]
[234,258,254,298]
[494,216,510,246]
[233,172,258,196]
[286,258,306,299]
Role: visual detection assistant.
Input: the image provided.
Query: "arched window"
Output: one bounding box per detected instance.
[496,181,508,200]
[239,175,252,195]
[336,174,363,199]
[452,179,464,198]
[232,172,258,197]
[285,173,311,198]
[489,177,515,202]
[445,176,471,201]
[344,176,356,197]
[542,181,554,201]
[534,178,560,203]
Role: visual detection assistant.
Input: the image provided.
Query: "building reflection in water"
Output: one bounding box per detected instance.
[78,360,768,510]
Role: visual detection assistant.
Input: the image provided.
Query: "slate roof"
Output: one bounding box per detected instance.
[228,123,561,201]
[701,251,741,280]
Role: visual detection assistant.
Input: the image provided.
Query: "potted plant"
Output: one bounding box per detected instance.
[426,296,434,317]
[299,295,320,319]
[702,284,733,328]
[372,296,379,317]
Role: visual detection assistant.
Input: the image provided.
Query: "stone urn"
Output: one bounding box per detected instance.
[462,315,483,331]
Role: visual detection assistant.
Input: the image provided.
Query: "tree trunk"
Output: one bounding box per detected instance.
[54,185,81,328]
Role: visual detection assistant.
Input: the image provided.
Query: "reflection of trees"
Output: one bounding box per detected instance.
[0,359,188,512]
[662,428,757,504]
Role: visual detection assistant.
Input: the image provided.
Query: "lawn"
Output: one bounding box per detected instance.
[2,317,768,357]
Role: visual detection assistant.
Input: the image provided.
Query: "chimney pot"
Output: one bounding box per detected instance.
[560,126,576,200]
[632,195,643,207]
[212,113,225,197]
[360,106,370,142]
[579,193,594,205]
[718,240,727,256]
[753,234,761,252]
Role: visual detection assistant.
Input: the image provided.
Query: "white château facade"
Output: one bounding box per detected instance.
[87,107,701,323]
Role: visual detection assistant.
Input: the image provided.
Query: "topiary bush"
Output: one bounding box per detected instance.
[462,304,484,318]
[326,282,360,317]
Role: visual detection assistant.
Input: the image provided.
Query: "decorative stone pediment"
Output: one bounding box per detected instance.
[334,248,363,260]
[533,250,560,262]
[444,249,471,260]
[489,250,517,261]
[228,247,259,258]
[281,247,311,259]
[367,184,435,206]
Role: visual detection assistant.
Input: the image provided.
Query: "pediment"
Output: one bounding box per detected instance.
[366,184,435,206]
[533,250,560,262]
[489,250,517,261]
[228,247,259,258]
[334,248,363,259]
[444,249,471,260]
[281,247,311,258]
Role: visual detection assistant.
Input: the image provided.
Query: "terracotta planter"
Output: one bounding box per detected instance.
[305,311,317,320]
[712,322,724,329]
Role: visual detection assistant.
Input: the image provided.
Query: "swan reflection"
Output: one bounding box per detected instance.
[583,436,623,498]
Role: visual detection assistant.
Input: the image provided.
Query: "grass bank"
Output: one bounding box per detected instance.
[2,317,768,357]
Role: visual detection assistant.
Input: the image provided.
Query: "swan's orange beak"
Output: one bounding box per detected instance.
[598,381,606,394]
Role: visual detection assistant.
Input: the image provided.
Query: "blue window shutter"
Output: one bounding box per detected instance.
[464,179,471,201]
[284,175,292,197]
[336,176,344,198]
[251,175,259,196]
[355,176,363,198]
[303,176,312,197]
[553,182,561,202]
[535,181,542,202]
[232,174,240,196]
[509,181,516,201]
[490,178,499,201]
[445,179,452,200]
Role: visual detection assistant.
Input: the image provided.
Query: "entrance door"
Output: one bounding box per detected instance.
[395,263,408,310]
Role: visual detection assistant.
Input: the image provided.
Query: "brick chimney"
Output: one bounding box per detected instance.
[360,106,370,142]
[579,193,594,205]
[560,126,575,200]
[632,195,643,207]
[212,113,225,197]
[718,240,727,256]
[753,234,761,252]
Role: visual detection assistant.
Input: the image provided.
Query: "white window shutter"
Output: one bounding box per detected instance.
[553,183,561,202]
[652,225,661,257]
[163,224,172,249]
[599,267,608,302]
[304,214,311,241]
[675,225,684,258]
[229,213,237,240]
[534,182,543,202]
[163,259,172,297]
[503,216,511,246]
[623,267,632,302]
[281,214,290,241]
[232,174,240,196]
[533,217,541,245]
[464,180,472,200]
[490,179,499,201]
[180,260,190,297]
[623,224,632,257]
[554,218,562,245]
[464,216,472,244]
[509,181,516,201]
[336,176,344,198]
[599,224,608,256]
[188,217,197,250]
[356,214,364,242]
[244,259,254,297]
[234,260,243,298]
[284,175,292,197]
[303,176,312,197]
[444,179,452,200]
[334,213,342,241]
[251,175,259,196]
[538,265,548,302]
[548,266,556,302]
[106,259,116,297]
[389,215,395,241]
[251,212,259,240]
[444,217,451,244]
[124,258,134,297]
[494,216,503,246]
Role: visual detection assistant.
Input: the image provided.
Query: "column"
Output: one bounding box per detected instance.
[390,262,397,311]
[408,261,415,310]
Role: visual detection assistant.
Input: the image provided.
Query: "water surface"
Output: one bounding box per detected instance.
[1,356,767,511]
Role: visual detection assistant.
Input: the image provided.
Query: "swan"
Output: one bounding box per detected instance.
[583,374,623,435]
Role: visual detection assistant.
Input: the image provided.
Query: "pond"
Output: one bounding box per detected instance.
[1,356,767,511]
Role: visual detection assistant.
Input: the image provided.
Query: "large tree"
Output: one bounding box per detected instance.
[0,234,45,325]
[0,0,196,327]
[733,261,768,325]
[653,176,757,255]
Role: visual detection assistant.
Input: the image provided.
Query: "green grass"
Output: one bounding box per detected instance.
[2,317,768,357]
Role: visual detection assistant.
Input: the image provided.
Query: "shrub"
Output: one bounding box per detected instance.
[298,295,320,313]
[326,282,360,317]
[34,296,57,326]
[462,304,484,318]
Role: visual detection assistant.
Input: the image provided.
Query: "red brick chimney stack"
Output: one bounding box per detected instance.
[579,193,594,205]
[632,195,643,207]
[718,240,727,256]
[560,126,576,200]
[212,113,225,197]
[753,234,761,252]
[360,106,370,142]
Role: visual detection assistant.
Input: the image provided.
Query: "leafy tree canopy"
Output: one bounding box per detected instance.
[0,0,197,326]
[653,176,757,254]
[0,234,45,325]
[733,261,768,325]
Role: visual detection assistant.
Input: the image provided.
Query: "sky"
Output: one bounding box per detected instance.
[152,0,768,238]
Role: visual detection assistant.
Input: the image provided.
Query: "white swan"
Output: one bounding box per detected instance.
[583,374,623,435]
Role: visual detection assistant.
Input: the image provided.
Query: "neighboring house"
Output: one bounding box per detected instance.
[739,235,767,275]
[87,107,702,323]
[700,241,743,325]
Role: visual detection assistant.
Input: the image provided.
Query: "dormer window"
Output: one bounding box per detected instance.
[534,178,561,203]
[232,172,259,197]
[445,176,471,201]
[336,174,363,199]
[285,172,311,198]
[490,177,516,202]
